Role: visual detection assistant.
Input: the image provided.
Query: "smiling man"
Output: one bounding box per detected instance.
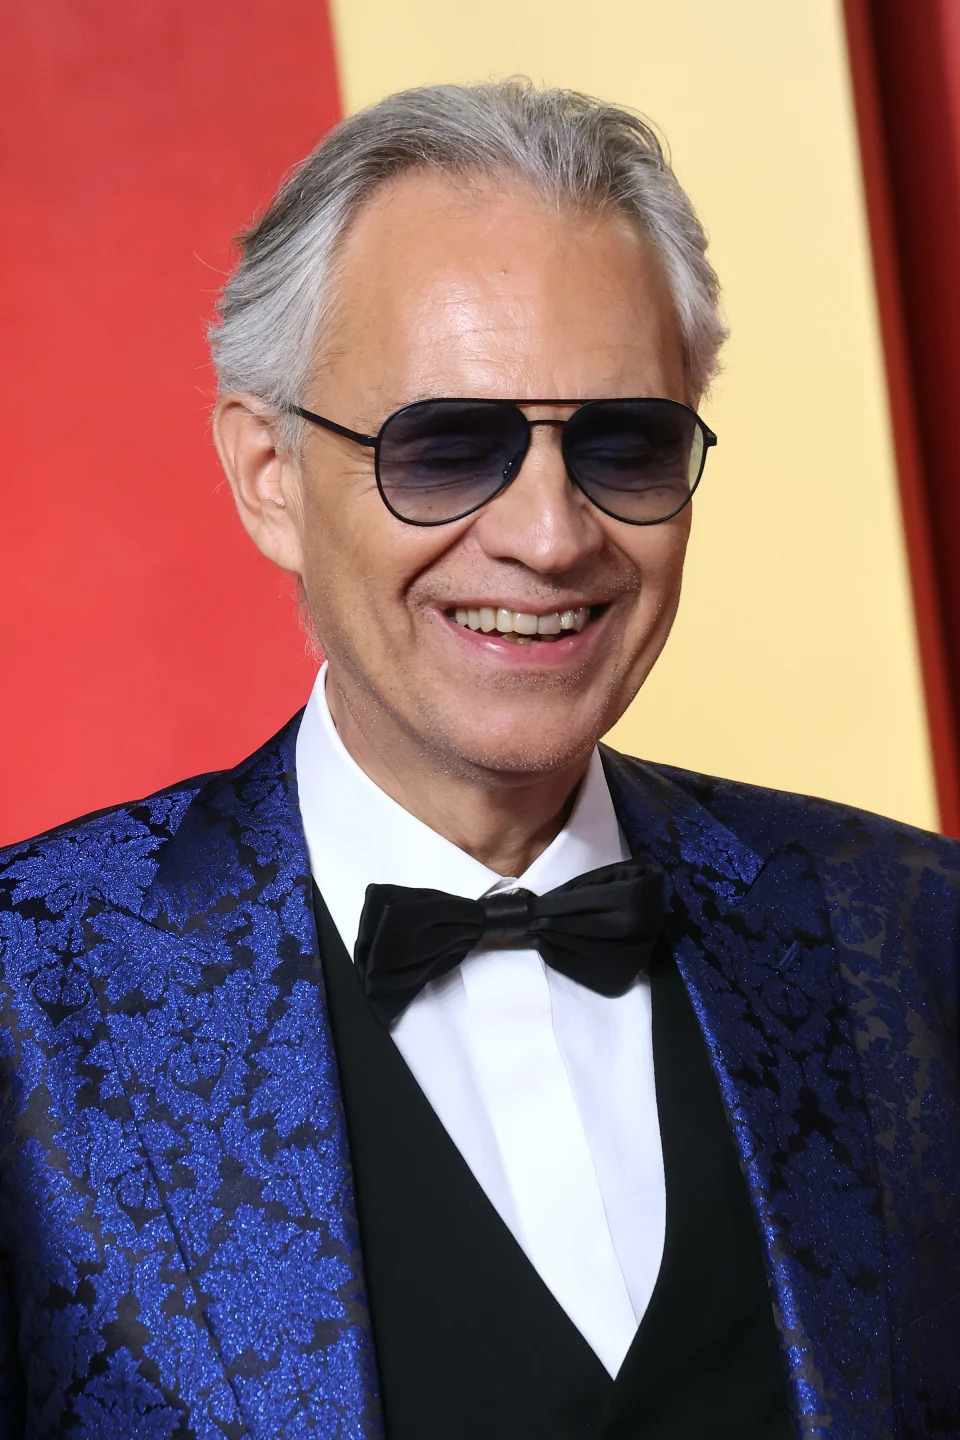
[1,82,959,1440]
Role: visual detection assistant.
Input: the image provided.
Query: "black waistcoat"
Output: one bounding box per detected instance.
[313,885,793,1439]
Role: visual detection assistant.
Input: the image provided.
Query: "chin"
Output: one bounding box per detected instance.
[426,703,612,781]
[459,740,594,779]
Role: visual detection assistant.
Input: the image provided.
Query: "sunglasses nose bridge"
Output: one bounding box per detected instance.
[506,413,569,481]
[494,413,584,513]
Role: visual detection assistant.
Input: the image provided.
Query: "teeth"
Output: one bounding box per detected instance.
[452,605,591,638]
[455,608,487,631]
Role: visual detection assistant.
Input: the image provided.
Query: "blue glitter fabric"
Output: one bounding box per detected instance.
[0,717,957,1437]
[0,719,381,1439]
[604,754,960,1439]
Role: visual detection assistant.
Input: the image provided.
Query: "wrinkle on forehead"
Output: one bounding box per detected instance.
[307,169,684,426]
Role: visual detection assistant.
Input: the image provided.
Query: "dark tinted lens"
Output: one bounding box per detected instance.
[378,400,528,524]
[564,399,704,523]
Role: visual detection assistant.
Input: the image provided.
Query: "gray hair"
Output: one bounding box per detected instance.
[209,79,726,445]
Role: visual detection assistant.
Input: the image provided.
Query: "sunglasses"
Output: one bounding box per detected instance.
[290,397,716,527]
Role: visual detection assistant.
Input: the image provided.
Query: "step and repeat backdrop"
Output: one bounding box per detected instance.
[2,0,958,844]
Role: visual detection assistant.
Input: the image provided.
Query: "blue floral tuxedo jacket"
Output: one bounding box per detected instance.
[1,715,958,1440]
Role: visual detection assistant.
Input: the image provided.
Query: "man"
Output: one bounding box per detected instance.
[0,79,957,1440]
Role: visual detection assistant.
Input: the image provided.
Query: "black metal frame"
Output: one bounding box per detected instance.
[289,397,717,527]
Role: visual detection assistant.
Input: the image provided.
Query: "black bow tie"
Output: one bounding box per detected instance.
[353,858,665,1026]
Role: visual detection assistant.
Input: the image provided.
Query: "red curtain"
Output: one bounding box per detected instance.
[0,1,340,844]
[844,0,960,834]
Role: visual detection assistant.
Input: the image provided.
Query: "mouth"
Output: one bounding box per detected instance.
[445,604,602,645]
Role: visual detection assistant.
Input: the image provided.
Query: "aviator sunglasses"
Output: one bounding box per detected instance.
[290,397,717,527]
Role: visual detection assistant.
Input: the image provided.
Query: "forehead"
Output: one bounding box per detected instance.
[319,170,685,407]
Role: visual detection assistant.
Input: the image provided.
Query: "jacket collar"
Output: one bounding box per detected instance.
[603,746,893,1437]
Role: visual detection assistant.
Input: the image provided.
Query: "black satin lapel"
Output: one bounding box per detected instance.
[83,720,382,1440]
[604,752,894,1438]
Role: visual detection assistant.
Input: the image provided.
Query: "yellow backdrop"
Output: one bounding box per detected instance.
[330,0,937,830]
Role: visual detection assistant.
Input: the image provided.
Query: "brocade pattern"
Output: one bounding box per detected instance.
[0,718,956,1437]
[0,722,381,1439]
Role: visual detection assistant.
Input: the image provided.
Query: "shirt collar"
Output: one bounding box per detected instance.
[295,664,629,957]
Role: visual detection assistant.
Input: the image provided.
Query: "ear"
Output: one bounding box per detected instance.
[213,393,305,574]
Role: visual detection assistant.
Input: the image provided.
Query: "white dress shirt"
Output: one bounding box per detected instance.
[295,666,665,1376]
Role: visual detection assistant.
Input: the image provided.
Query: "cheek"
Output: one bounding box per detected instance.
[299,481,451,636]
[619,520,689,611]
[648,534,688,602]
[297,479,376,634]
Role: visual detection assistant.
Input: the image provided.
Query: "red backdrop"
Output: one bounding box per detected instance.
[0,1,340,844]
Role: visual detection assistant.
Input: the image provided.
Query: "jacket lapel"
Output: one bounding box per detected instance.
[604,749,893,1438]
[83,719,382,1440]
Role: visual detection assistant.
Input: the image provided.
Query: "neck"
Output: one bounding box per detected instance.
[325,674,590,877]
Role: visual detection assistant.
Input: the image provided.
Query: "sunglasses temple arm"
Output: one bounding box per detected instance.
[290,405,378,447]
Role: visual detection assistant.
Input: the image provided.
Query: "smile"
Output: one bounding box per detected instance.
[447,605,595,645]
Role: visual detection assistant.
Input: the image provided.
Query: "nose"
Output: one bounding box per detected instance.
[471,420,605,574]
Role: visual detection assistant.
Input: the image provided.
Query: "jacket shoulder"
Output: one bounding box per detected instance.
[0,711,303,925]
[0,772,211,923]
[609,748,960,871]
